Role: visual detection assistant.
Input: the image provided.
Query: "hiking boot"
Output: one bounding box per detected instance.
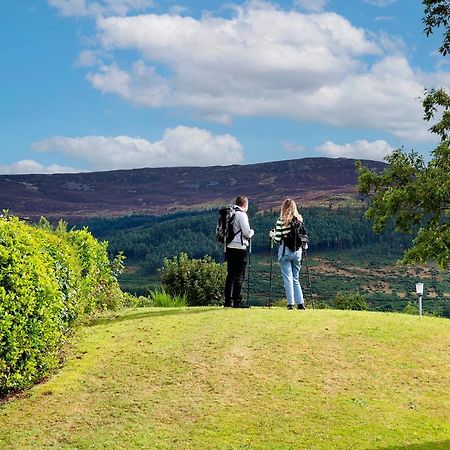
[287,304,294,310]
[297,304,306,310]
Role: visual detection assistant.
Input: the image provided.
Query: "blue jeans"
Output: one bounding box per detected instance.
[278,245,304,306]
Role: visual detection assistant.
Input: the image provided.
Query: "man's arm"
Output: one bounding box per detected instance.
[239,212,254,239]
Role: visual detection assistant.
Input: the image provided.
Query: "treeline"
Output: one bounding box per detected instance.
[0,215,124,396]
[77,207,412,274]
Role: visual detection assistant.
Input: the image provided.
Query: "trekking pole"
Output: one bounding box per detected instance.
[247,238,251,305]
[303,249,315,309]
[268,236,274,308]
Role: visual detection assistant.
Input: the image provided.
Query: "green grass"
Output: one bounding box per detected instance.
[150,288,187,307]
[1,308,449,449]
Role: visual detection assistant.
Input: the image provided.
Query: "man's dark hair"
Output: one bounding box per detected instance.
[235,196,248,207]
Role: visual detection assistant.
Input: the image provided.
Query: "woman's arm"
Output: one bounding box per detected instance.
[273,219,283,244]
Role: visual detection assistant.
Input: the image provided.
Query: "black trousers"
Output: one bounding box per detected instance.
[224,248,248,306]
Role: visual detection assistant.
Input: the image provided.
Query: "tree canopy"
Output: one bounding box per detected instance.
[357,0,450,270]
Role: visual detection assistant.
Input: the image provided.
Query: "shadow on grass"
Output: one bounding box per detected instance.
[380,441,450,450]
[85,307,220,327]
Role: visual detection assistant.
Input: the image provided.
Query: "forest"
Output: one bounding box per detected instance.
[78,206,412,275]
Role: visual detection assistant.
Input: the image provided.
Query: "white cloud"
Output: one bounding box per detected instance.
[378,31,406,54]
[48,0,154,17]
[31,126,244,170]
[87,61,170,107]
[294,0,328,12]
[76,50,102,67]
[0,160,78,175]
[315,139,394,161]
[80,3,450,142]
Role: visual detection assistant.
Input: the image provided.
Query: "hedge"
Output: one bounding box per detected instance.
[0,215,124,396]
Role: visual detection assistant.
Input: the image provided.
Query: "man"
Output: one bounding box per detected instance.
[224,195,254,308]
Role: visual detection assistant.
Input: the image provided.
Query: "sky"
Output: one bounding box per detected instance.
[0,0,448,174]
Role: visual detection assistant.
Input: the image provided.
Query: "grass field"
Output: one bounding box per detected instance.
[1,308,449,449]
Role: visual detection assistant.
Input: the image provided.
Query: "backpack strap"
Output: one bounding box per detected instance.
[226,206,243,246]
[232,206,243,245]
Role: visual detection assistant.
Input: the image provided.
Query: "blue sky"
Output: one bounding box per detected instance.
[0,0,448,173]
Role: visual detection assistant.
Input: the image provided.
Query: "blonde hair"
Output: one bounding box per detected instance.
[280,198,303,226]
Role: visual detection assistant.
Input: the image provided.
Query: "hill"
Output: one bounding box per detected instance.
[1,308,449,449]
[0,157,385,219]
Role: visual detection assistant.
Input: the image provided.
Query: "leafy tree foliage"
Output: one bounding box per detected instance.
[423,0,450,55]
[357,147,449,269]
[357,1,450,270]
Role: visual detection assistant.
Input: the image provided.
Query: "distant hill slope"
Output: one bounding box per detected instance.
[0,308,449,449]
[0,157,385,219]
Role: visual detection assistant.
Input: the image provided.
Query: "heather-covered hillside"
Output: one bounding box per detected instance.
[0,158,385,219]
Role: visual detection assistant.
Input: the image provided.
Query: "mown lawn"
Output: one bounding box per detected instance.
[0,308,449,449]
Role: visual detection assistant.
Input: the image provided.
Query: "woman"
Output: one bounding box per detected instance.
[270,198,306,310]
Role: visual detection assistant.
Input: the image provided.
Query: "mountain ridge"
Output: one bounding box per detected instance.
[0,157,385,219]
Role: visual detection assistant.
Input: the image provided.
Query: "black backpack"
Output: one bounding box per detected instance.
[282,218,309,252]
[215,206,239,246]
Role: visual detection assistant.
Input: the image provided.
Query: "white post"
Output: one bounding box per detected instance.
[416,282,424,317]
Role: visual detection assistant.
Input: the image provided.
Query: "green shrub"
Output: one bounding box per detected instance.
[333,292,369,311]
[65,227,124,311]
[122,293,152,308]
[149,288,187,307]
[403,301,418,315]
[0,215,124,396]
[313,300,333,309]
[160,253,226,306]
[271,298,288,307]
[1,217,68,395]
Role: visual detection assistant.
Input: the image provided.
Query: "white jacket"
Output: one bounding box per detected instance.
[227,206,254,250]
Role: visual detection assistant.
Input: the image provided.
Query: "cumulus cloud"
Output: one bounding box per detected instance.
[31,126,244,170]
[315,139,394,161]
[48,0,154,17]
[81,2,449,142]
[0,160,78,175]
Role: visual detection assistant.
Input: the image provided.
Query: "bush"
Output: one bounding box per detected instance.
[65,226,124,311]
[403,301,418,315]
[333,292,369,311]
[271,298,288,308]
[122,293,153,308]
[0,215,124,396]
[160,253,226,306]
